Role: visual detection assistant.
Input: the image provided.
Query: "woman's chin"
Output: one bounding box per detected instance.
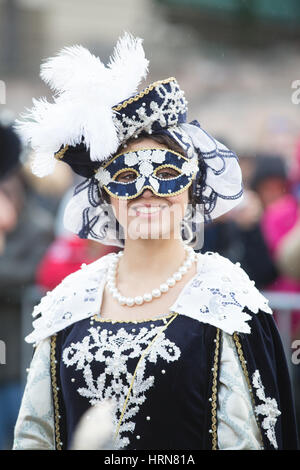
[126,220,174,241]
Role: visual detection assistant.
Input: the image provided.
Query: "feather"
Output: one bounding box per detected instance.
[14,33,149,176]
[107,32,149,103]
[71,400,115,450]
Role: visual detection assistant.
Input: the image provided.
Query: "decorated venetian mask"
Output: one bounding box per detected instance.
[95,148,199,199]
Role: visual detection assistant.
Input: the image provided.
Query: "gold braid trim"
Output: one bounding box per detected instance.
[114,312,179,443]
[102,178,194,201]
[50,335,62,450]
[112,77,177,111]
[54,144,69,161]
[232,332,264,447]
[92,311,175,324]
[210,328,220,450]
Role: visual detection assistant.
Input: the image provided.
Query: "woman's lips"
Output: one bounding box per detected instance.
[131,204,168,218]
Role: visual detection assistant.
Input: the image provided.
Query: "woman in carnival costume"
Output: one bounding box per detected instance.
[13,34,298,450]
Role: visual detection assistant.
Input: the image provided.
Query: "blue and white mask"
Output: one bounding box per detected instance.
[95,148,199,199]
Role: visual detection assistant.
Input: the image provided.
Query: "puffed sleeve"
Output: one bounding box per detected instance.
[13,337,55,450]
[217,332,263,450]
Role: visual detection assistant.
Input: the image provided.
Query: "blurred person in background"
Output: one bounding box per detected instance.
[277,216,300,281]
[0,122,21,253]
[202,154,278,290]
[254,153,300,340]
[275,137,300,281]
[250,154,289,210]
[0,122,54,449]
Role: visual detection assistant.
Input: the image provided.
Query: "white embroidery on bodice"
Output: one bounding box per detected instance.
[62,324,181,449]
[252,369,281,449]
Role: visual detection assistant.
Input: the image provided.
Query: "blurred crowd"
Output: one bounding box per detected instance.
[1,114,300,449]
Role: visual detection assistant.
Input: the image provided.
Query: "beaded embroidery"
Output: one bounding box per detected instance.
[62,323,181,449]
[112,80,187,144]
[252,370,281,449]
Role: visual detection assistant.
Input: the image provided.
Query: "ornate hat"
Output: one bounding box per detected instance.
[15,33,243,248]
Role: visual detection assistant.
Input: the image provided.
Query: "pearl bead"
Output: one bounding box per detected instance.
[119,296,126,305]
[126,298,135,307]
[167,278,176,287]
[146,416,151,421]
[152,289,161,298]
[109,287,118,295]
[134,296,143,305]
[136,435,140,439]
[160,283,169,293]
[143,293,152,302]
[173,272,182,281]
[179,266,187,274]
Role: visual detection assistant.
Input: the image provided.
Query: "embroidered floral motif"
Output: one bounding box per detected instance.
[252,370,281,449]
[62,325,181,449]
[181,157,199,176]
[95,167,111,186]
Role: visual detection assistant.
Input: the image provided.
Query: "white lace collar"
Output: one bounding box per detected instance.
[26,251,272,345]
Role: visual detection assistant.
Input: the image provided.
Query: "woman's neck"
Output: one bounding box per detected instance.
[118,238,189,285]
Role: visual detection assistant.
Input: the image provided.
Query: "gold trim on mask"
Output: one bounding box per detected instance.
[152,164,182,180]
[112,167,140,183]
[102,176,195,200]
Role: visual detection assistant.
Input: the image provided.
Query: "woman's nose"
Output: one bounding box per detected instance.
[140,188,155,198]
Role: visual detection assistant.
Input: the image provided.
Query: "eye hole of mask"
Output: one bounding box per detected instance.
[114,169,138,183]
[154,167,181,180]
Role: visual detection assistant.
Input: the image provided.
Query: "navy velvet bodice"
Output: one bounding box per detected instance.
[52,313,219,450]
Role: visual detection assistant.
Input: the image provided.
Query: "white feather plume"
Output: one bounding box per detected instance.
[14,33,149,177]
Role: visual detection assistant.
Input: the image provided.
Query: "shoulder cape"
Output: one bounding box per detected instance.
[26,250,272,345]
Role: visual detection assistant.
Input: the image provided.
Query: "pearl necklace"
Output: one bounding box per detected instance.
[106,245,196,307]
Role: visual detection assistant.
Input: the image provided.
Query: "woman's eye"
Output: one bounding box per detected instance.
[156,169,180,179]
[116,171,136,182]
